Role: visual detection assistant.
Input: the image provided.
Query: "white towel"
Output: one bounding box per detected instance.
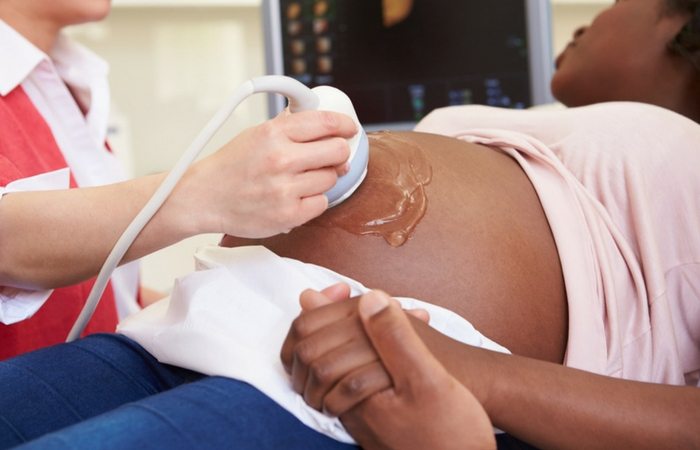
[118,245,508,443]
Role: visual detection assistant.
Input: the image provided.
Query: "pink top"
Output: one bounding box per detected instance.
[415,102,700,387]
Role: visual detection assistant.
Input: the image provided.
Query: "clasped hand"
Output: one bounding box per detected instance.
[280,284,496,450]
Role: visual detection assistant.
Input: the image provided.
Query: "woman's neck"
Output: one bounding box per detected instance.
[0,6,59,54]
[678,72,700,124]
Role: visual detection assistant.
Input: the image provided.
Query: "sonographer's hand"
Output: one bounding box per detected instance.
[184,110,356,238]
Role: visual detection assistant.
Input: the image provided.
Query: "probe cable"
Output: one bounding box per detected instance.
[67,76,319,342]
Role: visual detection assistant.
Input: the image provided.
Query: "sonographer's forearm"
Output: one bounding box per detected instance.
[0,172,200,289]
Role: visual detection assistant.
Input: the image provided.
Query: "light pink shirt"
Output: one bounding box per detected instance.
[0,20,140,323]
[415,102,700,386]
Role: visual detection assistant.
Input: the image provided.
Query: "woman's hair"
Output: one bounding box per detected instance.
[665,0,700,70]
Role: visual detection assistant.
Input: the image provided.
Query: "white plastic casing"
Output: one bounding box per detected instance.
[312,86,361,157]
[311,86,369,207]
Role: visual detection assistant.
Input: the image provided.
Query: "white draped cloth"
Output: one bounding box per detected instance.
[118,245,508,443]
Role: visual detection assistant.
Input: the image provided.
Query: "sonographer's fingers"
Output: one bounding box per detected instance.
[279,110,357,143]
[289,137,351,174]
[293,194,329,227]
[292,167,338,198]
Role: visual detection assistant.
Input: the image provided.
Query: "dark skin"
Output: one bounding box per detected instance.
[286,287,497,450]
[551,0,700,122]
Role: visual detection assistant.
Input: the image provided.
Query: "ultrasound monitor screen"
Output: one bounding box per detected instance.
[264,0,553,128]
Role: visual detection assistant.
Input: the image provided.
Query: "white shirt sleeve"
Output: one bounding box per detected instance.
[0,168,70,324]
[0,168,70,199]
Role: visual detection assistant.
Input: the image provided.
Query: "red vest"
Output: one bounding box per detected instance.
[0,86,118,360]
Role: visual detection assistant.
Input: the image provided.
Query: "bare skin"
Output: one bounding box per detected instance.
[0,0,112,53]
[223,131,568,364]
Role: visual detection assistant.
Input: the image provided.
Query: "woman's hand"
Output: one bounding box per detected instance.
[281,289,495,449]
[281,292,383,410]
[340,291,495,450]
[183,110,357,238]
[281,287,486,413]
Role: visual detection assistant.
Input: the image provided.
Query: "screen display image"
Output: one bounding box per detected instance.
[264,0,553,128]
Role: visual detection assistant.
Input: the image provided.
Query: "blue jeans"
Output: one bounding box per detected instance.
[0,334,356,450]
[0,334,536,450]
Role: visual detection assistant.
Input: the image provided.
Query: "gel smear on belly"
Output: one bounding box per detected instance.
[311,132,432,247]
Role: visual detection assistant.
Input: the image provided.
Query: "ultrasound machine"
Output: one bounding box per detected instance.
[262,0,555,130]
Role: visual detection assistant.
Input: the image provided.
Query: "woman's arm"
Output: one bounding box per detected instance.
[282,291,700,450]
[460,340,700,450]
[0,111,355,289]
